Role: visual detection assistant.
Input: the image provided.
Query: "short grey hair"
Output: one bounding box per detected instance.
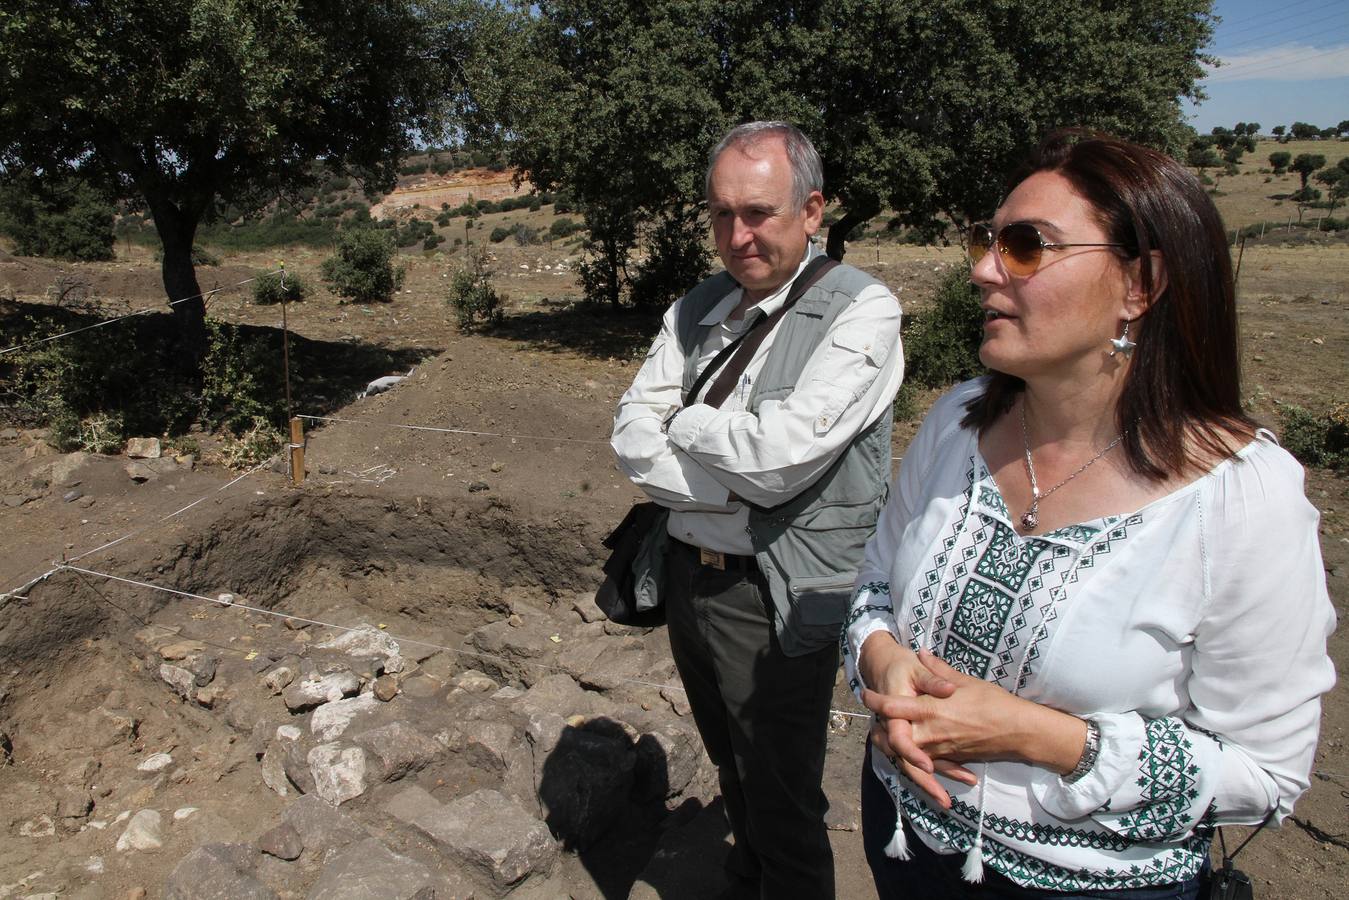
[705,121,824,211]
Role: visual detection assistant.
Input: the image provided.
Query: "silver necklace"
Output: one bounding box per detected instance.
[1018,402,1124,531]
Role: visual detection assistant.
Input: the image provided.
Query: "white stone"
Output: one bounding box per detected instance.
[137,752,173,773]
[308,744,368,806]
[310,694,381,742]
[113,811,131,824]
[115,809,163,852]
[84,856,104,875]
[315,623,400,658]
[18,816,54,837]
[276,724,303,742]
[382,654,406,674]
[173,807,198,821]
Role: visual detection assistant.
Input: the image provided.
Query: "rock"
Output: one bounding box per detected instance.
[635,725,702,802]
[257,823,303,861]
[280,796,367,855]
[466,618,559,686]
[125,437,162,459]
[382,785,443,827]
[20,814,55,837]
[260,744,292,798]
[352,722,442,782]
[580,646,652,692]
[56,787,94,822]
[174,807,198,821]
[467,480,490,493]
[89,707,139,748]
[282,740,317,795]
[276,724,303,742]
[283,670,361,712]
[2,494,24,507]
[306,837,434,900]
[159,663,196,700]
[661,685,692,717]
[449,669,499,694]
[455,720,519,773]
[191,655,218,686]
[137,752,173,775]
[399,674,444,699]
[196,684,226,708]
[308,744,368,806]
[824,800,859,832]
[115,809,163,852]
[537,725,635,850]
[63,487,85,503]
[525,712,568,755]
[160,640,206,661]
[262,661,298,694]
[310,694,381,742]
[409,789,557,890]
[515,673,612,721]
[571,593,606,623]
[315,623,400,659]
[372,675,398,702]
[163,843,276,900]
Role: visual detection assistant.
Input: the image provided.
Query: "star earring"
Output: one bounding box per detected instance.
[1109,320,1136,358]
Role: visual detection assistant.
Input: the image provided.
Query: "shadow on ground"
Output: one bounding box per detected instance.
[487,300,663,361]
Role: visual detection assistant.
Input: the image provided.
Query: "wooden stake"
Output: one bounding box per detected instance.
[289,417,305,485]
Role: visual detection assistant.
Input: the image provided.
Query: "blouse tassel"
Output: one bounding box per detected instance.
[961,764,989,883]
[883,817,911,860]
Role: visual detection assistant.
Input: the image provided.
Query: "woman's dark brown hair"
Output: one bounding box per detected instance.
[961,129,1257,480]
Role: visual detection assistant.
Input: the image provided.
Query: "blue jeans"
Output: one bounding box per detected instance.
[860,746,1208,900]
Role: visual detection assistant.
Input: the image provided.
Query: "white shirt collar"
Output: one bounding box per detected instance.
[698,243,820,327]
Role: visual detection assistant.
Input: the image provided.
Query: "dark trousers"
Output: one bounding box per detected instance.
[665,539,839,900]
[860,744,1206,900]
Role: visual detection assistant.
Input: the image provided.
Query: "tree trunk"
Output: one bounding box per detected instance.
[825,201,879,262]
[147,197,207,365]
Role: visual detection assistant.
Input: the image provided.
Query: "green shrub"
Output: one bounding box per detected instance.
[199,320,288,432]
[252,271,308,305]
[1278,404,1349,472]
[892,267,985,418]
[513,224,540,246]
[448,246,503,331]
[320,228,404,303]
[423,233,445,251]
[0,174,116,262]
[220,417,284,469]
[549,217,581,239]
[628,206,711,309]
[489,226,512,243]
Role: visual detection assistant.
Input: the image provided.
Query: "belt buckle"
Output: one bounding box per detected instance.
[699,547,726,570]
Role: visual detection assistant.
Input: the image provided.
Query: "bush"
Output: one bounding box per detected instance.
[1278,404,1349,472]
[320,228,404,303]
[549,217,581,239]
[448,246,503,331]
[0,175,116,261]
[628,206,711,309]
[513,224,540,246]
[252,271,308,305]
[422,233,445,251]
[489,225,512,243]
[199,319,289,433]
[892,267,985,419]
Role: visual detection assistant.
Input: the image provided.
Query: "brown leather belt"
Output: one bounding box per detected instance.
[674,538,758,573]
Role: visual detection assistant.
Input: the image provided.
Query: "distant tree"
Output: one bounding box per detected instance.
[1292,153,1328,190]
[1316,167,1348,218]
[1291,187,1321,223]
[1338,120,1349,138]
[1187,140,1222,176]
[509,0,1215,305]
[1272,125,1287,140]
[0,0,493,359]
[1290,121,1320,140]
[1269,151,1292,174]
[321,229,405,303]
[0,173,115,261]
[1242,122,1261,136]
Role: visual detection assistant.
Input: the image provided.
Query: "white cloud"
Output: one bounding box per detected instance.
[1203,43,1349,83]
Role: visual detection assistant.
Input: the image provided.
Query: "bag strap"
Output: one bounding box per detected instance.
[1217,808,1276,866]
[684,255,839,408]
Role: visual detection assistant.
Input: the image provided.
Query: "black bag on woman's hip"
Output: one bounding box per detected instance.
[594,501,669,626]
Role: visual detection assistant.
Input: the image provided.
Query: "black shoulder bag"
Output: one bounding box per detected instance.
[1207,809,1276,900]
[594,256,840,625]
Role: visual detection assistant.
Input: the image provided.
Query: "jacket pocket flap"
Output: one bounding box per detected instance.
[788,573,855,625]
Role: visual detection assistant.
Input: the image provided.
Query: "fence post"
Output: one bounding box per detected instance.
[1234,235,1246,288]
[289,417,305,485]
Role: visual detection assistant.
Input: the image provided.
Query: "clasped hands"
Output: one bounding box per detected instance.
[859,633,1086,809]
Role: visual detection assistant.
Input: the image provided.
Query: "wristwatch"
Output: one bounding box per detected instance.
[1064,718,1101,784]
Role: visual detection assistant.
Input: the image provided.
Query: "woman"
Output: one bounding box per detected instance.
[844,131,1335,899]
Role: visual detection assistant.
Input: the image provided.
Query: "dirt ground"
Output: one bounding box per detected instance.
[0,234,1345,899]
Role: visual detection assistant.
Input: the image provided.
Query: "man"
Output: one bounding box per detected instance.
[611,121,903,899]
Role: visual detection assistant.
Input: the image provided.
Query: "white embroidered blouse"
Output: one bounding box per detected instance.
[844,378,1337,891]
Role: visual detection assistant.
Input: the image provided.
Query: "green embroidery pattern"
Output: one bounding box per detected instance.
[1114,717,1203,841]
[891,780,1209,890]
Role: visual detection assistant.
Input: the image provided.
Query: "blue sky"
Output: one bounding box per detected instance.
[1183,0,1349,132]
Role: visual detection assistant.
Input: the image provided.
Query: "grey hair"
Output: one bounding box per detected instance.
[705,121,824,210]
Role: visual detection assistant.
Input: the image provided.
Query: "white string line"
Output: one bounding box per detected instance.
[298,414,612,447]
[59,563,873,721]
[299,413,903,462]
[0,453,279,601]
[0,268,283,357]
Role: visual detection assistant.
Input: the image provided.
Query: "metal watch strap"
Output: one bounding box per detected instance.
[1063,717,1101,784]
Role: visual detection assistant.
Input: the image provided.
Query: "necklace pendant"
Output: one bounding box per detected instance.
[1021,508,1039,530]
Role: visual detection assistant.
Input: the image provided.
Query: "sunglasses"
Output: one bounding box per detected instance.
[967,222,1125,277]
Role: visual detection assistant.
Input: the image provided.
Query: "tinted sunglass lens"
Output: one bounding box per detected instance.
[998,223,1043,275]
[968,224,993,264]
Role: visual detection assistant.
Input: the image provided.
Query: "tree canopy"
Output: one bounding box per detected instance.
[506,0,1216,306]
[0,0,494,355]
